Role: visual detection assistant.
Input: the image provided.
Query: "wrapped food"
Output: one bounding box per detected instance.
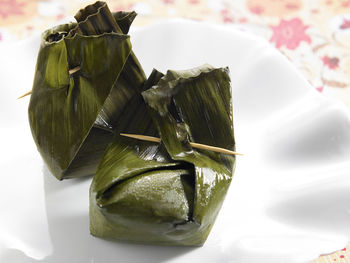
[90,65,236,246]
[28,1,146,180]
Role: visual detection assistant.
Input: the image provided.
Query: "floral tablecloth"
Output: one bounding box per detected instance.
[1,0,349,262]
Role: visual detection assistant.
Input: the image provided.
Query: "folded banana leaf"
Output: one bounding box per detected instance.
[90,65,236,246]
[28,1,146,180]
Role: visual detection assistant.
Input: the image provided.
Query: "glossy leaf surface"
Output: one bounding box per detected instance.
[90,65,236,246]
[28,1,146,180]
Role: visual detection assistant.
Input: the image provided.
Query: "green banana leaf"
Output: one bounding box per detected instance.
[28,1,146,180]
[90,65,236,246]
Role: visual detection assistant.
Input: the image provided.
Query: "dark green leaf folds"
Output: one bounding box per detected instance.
[90,65,236,246]
[28,1,146,180]
[28,1,236,246]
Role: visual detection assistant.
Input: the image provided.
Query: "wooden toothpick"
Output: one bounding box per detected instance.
[17,90,32,99]
[17,66,81,99]
[120,133,242,156]
[121,133,161,143]
[68,66,81,75]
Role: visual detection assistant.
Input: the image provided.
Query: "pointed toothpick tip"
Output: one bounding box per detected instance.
[120,133,242,156]
[17,90,32,99]
[17,66,81,100]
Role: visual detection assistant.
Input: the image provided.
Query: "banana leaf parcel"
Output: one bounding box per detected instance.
[28,1,146,180]
[90,65,236,246]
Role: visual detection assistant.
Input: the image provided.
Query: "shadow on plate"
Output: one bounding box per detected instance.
[261,103,350,169]
[266,183,350,236]
[0,165,196,263]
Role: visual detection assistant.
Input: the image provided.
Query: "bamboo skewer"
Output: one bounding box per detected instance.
[17,66,81,99]
[120,133,242,156]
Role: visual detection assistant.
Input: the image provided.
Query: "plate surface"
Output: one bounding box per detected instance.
[0,20,350,263]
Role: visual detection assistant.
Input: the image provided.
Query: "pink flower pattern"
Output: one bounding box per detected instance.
[270,18,311,50]
[221,9,234,23]
[322,56,339,70]
[249,5,264,15]
[162,0,174,4]
[342,0,350,7]
[285,3,299,10]
[0,0,26,19]
[340,19,350,30]
[316,86,324,92]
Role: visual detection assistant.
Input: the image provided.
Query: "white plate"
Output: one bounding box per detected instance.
[0,20,350,263]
